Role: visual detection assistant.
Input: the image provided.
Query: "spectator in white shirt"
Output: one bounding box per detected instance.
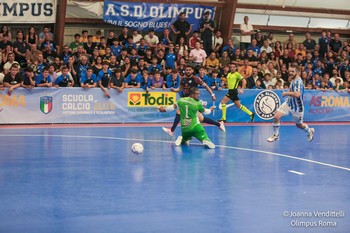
[144,29,159,52]
[190,41,207,67]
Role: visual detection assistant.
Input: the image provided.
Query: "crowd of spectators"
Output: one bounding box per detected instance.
[0,15,350,96]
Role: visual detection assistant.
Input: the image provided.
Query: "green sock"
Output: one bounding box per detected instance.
[240,105,252,116]
[221,104,226,120]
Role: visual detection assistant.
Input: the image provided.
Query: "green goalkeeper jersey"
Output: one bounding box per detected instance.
[177,97,205,132]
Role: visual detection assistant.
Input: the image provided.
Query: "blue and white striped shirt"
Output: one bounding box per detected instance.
[287,77,304,112]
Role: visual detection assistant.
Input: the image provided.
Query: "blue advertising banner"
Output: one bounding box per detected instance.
[0,88,349,124]
[103,1,215,32]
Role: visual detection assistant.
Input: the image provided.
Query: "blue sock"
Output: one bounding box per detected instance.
[203,117,220,127]
[171,114,180,132]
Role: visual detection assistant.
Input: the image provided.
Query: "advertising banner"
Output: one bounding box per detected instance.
[0,88,349,124]
[103,0,215,32]
[0,0,57,23]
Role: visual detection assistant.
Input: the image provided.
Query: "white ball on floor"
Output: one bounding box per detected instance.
[131,143,144,154]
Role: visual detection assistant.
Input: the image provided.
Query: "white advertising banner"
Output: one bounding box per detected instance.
[0,0,57,23]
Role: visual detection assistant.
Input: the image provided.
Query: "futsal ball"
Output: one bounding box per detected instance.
[131,143,144,154]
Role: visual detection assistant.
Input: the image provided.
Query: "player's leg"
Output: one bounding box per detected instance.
[163,108,180,136]
[294,112,315,142]
[219,95,230,122]
[198,112,226,132]
[175,131,192,146]
[234,100,255,122]
[193,124,215,149]
[267,103,287,142]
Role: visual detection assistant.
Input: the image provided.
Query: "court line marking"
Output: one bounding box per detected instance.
[288,170,305,175]
[1,134,350,172]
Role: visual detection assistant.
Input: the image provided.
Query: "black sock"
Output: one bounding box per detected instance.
[203,117,220,127]
[171,114,181,132]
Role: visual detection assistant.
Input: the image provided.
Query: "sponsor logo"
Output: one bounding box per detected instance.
[40,96,53,114]
[0,94,26,108]
[254,90,280,120]
[309,95,350,114]
[128,92,176,107]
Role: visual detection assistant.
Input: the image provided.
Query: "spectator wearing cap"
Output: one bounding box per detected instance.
[3,64,22,95]
[199,10,215,56]
[109,68,125,93]
[171,12,192,44]
[69,34,83,53]
[125,68,141,88]
[144,29,159,52]
[80,67,97,88]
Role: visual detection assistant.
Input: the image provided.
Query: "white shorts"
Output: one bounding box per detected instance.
[277,102,304,124]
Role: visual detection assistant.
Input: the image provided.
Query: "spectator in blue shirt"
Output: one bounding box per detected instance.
[140,70,151,92]
[148,56,162,76]
[55,66,74,87]
[166,69,180,88]
[165,43,177,69]
[80,67,97,88]
[97,61,113,98]
[36,67,52,87]
[125,69,141,88]
[204,69,222,90]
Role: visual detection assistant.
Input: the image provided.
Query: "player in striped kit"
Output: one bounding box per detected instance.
[267,64,315,142]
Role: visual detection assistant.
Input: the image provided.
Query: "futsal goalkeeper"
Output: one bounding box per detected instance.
[174,87,216,149]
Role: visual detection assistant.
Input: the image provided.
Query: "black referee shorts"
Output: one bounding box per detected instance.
[225,89,239,101]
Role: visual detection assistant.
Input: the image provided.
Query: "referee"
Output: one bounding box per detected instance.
[219,63,255,122]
